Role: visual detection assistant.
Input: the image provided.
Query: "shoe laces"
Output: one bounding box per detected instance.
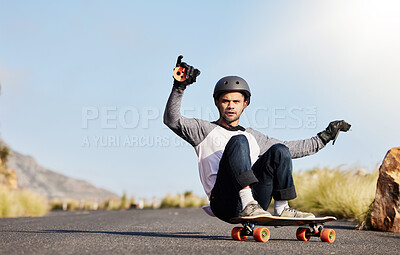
[285,207,298,213]
[248,203,259,211]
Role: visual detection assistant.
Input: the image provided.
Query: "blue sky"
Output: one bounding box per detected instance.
[1,0,399,199]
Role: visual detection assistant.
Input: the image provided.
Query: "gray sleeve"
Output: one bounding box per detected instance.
[247,128,326,159]
[163,87,215,147]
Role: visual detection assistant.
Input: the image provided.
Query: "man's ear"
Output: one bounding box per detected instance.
[243,100,248,108]
[214,99,219,107]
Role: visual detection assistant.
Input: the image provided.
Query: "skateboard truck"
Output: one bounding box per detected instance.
[242,222,256,236]
[310,223,324,234]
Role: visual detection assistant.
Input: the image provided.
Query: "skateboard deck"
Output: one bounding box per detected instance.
[230,215,337,243]
[230,215,337,226]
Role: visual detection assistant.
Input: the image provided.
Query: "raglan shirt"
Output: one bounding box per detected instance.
[164,87,326,199]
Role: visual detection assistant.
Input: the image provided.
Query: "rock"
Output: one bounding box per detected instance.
[370,147,400,232]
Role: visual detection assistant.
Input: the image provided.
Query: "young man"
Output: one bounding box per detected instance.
[164,56,351,223]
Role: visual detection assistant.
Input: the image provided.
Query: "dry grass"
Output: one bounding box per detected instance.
[291,167,378,223]
[0,186,49,217]
[160,191,208,209]
[0,141,49,217]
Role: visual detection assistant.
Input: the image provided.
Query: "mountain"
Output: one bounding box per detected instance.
[7,149,118,201]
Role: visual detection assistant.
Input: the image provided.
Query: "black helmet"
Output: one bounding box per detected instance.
[213,76,251,105]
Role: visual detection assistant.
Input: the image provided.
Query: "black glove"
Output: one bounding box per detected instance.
[318,120,351,145]
[172,55,200,89]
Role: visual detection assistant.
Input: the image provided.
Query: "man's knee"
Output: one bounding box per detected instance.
[270,143,291,160]
[227,134,249,148]
[224,134,251,159]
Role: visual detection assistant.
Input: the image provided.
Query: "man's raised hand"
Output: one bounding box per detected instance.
[173,55,201,89]
[318,120,351,145]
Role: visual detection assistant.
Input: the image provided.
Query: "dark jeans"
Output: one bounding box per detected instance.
[210,134,297,222]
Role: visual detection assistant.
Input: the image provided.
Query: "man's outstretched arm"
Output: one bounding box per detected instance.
[164,55,200,128]
[163,56,208,147]
[163,85,185,130]
[248,120,351,159]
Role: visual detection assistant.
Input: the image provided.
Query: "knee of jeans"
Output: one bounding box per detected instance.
[226,134,249,152]
[229,134,249,146]
[270,143,291,159]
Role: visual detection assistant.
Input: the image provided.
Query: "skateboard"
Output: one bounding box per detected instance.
[229,215,337,243]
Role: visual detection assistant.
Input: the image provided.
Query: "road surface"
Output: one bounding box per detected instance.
[1,208,399,254]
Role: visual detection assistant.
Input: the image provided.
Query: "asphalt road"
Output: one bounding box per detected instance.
[1,208,399,254]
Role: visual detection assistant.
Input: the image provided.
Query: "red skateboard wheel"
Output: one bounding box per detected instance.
[296,227,311,241]
[320,229,335,243]
[253,227,270,242]
[173,66,186,82]
[231,227,247,241]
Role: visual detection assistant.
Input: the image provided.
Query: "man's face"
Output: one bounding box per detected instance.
[215,92,247,126]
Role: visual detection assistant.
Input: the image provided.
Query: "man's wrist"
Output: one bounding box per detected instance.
[317,131,330,145]
[173,81,187,90]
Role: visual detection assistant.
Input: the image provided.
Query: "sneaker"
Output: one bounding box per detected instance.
[238,201,272,218]
[279,207,315,218]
